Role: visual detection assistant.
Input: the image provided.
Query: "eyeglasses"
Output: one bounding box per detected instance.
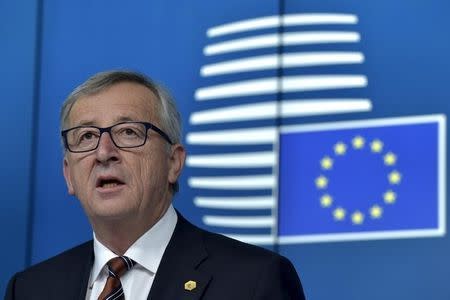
[61,121,173,153]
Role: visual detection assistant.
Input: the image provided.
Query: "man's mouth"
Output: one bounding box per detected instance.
[96,177,125,189]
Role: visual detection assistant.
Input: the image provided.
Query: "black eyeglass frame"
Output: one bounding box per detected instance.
[61,121,174,153]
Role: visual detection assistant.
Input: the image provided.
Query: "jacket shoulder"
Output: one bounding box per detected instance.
[5,241,93,300]
[185,220,306,299]
[17,240,93,277]
[201,228,279,261]
[177,213,278,262]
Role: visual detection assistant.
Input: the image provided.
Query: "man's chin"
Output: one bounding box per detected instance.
[89,209,136,223]
[86,198,136,222]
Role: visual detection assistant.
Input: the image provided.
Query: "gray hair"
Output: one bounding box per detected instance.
[60,70,183,193]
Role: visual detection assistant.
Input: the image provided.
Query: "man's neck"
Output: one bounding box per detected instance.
[91,203,171,255]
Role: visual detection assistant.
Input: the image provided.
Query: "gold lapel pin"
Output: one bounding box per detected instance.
[184,280,197,291]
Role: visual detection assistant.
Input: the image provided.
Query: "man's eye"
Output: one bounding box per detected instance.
[124,128,138,136]
[82,132,94,139]
[77,131,98,143]
[117,127,144,138]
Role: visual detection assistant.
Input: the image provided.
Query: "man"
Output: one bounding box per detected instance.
[5,71,306,299]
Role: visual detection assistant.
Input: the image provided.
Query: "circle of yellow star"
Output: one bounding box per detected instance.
[351,211,364,225]
[370,205,383,219]
[315,175,328,189]
[388,170,402,185]
[370,139,384,153]
[352,136,365,149]
[383,190,397,204]
[334,142,347,155]
[333,207,346,221]
[384,152,397,166]
[320,194,333,207]
[320,156,334,170]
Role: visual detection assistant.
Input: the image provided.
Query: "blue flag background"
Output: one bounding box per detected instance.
[3,0,450,299]
[279,116,444,242]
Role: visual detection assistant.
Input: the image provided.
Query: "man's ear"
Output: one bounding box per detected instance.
[168,144,186,185]
[63,157,75,195]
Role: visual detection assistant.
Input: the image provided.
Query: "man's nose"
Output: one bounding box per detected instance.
[95,132,120,163]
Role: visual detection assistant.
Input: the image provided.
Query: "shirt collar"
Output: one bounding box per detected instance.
[89,205,178,286]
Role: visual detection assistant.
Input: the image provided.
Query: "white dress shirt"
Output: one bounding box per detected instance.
[86,205,178,300]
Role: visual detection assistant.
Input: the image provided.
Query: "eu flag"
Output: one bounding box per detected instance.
[278,115,445,243]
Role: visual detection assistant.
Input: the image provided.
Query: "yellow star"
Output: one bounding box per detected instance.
[370,205,383,219]
[334,142,347,155]
[333,207,346,221]
[352,136,365,149]
[383,190,397,204]
[320,194,333,207]
[388,170,402,185]
[315,176,328,189]
[351,211,364,225]
[370,139,384,153]
[384,152,397,166]
[320,156,333,170]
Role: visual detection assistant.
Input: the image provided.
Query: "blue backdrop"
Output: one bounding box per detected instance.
[2,1,450,299]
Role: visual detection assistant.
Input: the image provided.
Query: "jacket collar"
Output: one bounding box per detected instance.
[62,241,94,300]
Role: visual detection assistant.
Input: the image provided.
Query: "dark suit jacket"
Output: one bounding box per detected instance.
[5,213,306,300]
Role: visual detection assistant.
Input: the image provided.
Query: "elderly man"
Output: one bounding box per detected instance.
[5,71,306,300]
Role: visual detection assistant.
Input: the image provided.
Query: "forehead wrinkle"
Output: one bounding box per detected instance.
[67,82,160,128]
[72,116,151,128]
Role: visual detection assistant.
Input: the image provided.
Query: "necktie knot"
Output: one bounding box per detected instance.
[107,256,135,278]
[98,256,135,300]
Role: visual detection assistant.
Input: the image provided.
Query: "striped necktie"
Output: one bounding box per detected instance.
[98,256,135,300]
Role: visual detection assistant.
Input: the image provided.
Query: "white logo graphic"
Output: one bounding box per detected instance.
[186,13,374,245]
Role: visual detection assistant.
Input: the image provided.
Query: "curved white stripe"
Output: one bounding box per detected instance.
[207,13,358,37]
[194,196,275,209]
[189,99,372,124]
[283,52,364,67]
[281,99,372,117]
[189,175,275,189]
[283,32,360,46]
[201,52,364,76]
[283,75,367,92]
[195,75,367,100]
[283,13,358,26]
[190,102,276,124]
[223,234,275,245]
[187,151,275,168]
[195,78,275,100]
[205,34,278,56]
[201,54,276,76]
[208,16,279,38]
[203,215,275,227]
[186,127,276,145]
[204,32,360,56]
[195,78,276,100]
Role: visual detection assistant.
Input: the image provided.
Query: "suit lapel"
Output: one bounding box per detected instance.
[76,242,94,300]
[147,213,211,300]
[46,241,94,300]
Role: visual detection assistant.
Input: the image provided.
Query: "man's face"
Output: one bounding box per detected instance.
[63,82,184,226]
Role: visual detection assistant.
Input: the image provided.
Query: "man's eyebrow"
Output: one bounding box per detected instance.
[115,116,137,122]
[74,120,96,126]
